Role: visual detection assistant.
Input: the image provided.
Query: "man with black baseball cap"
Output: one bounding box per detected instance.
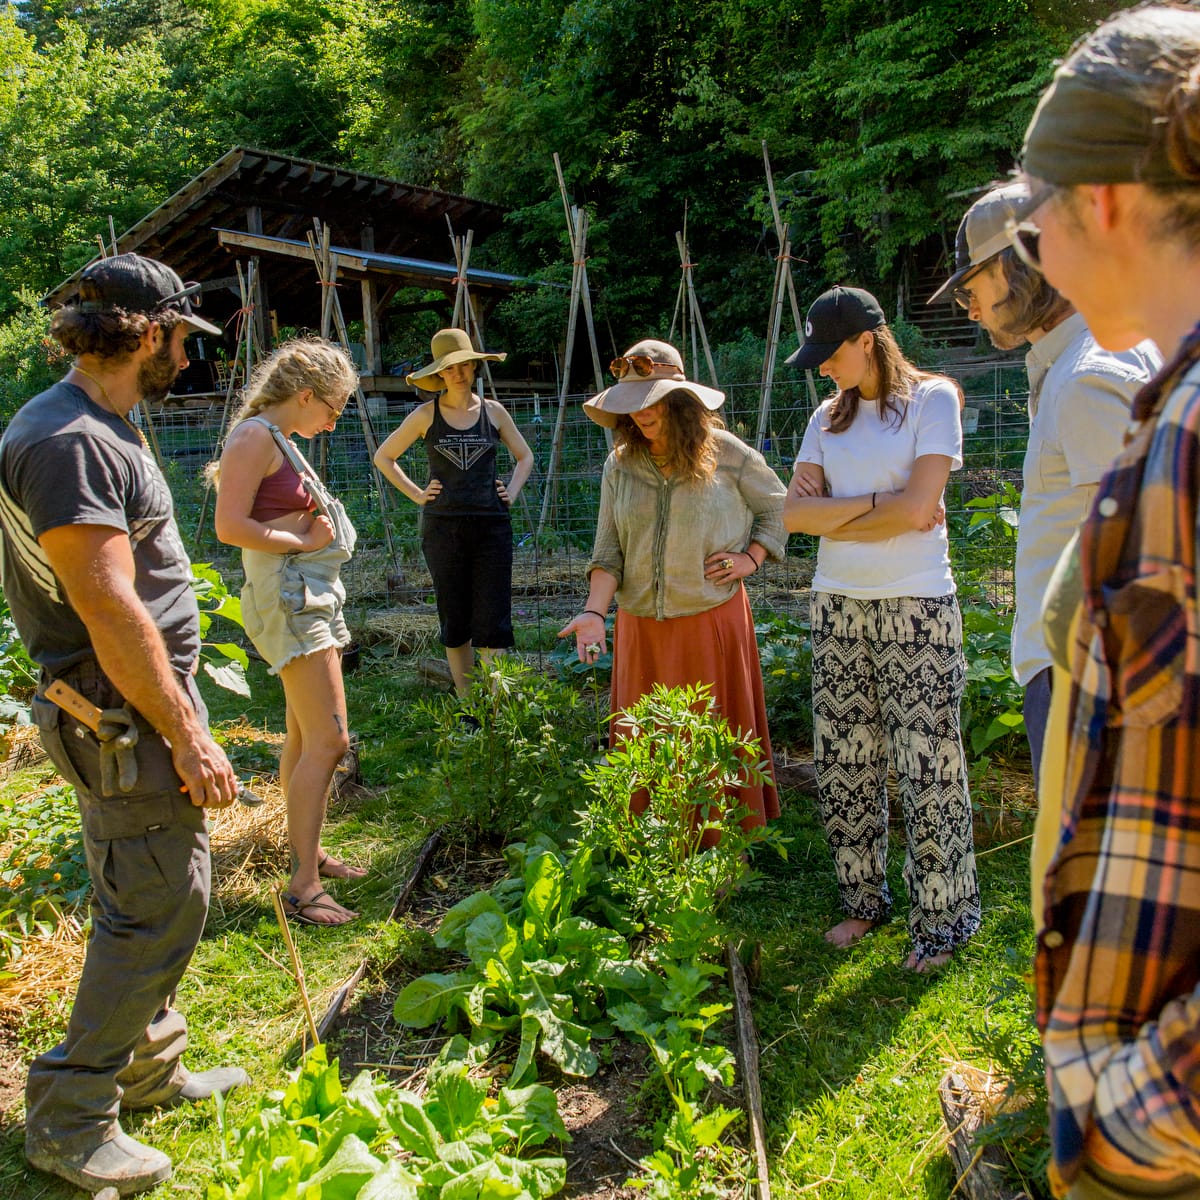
[0,253,246,1194]
[929,183,1158,779]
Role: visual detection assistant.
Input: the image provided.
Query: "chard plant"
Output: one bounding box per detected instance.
[209,1038,570,1199]
[393,842,659,1084]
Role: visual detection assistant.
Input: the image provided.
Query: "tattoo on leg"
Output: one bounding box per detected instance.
[333,714,345,735]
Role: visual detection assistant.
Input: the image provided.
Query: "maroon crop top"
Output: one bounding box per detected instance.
[250,459,314,521]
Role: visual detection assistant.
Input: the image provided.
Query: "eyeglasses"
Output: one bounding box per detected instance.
[1003,184,1056,274]
[160,281,204,308]
[1005,220,1042,272]
[319,394,349,419]
[952,283,979,312]
[609,355,676,379]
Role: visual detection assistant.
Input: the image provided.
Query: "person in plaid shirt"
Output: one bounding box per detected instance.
[1017,6,1200,1198]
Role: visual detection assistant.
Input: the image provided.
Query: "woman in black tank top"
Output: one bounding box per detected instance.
[374,328,533,700]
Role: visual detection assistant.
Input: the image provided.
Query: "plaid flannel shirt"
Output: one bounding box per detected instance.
[1037,336,1200,1195]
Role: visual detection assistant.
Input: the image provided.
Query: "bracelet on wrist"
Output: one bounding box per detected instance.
[583,608,606,620]
[871,491,877,509]
[746,554,760,574]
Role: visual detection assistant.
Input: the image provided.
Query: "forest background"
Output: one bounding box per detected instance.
[0,0,1137,412]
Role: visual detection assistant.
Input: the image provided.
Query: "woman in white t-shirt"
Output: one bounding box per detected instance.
[784,286,979,973]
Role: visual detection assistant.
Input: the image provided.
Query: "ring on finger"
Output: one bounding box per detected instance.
[720,558,734,570]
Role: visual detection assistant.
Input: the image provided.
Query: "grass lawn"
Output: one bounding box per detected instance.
[0,645,1044,1199]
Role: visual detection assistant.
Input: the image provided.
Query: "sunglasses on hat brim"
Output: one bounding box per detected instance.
[609,355,676,379]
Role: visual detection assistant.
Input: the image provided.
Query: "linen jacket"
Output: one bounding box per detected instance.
[587,429,786,620]
[1036,342,1200,1194]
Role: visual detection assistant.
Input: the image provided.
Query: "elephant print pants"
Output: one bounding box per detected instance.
[811,592,980,959]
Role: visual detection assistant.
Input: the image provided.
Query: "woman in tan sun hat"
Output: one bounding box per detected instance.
[374,328,533,703]
[559,338,787,846]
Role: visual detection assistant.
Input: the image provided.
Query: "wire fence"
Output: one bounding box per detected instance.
[153,356,1030,644]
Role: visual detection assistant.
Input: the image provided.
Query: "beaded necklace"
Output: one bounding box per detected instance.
[71,366,150,450]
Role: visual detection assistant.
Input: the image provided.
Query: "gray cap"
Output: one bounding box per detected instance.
[928,182,1028,305]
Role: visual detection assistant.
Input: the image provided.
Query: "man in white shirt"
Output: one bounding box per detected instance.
[930,181,1160,780]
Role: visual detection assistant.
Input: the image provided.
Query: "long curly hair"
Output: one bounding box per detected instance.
[613,389,725,483]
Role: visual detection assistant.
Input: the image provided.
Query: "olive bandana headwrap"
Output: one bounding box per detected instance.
[1023,6,1200,186]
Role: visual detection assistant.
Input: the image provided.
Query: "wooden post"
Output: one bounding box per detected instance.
[760,142,819,447]
[538,204,588,538]
[676,228,719,387]
[360,224,382,376]
[304,224,399,570]
[553,155,605,394]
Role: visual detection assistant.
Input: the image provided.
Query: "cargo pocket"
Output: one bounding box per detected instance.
[1100,566,1187,727]
[279,559,336,620]
[240,579,266,642]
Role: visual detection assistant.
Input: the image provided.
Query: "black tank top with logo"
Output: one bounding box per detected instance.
[423,395,507,517]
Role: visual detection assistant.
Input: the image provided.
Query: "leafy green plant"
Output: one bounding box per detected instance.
[579,683,786,954]
[191,562,251,698]
[961,601,1026,759]
[393,843,659,1084]
[967,965,1052,1199]
[612,960,744,1199]
[416,655,599,839]
[0,585,37,729]
[210,1039,570,1199]
[755,613,813,749]
[0,782,88,975]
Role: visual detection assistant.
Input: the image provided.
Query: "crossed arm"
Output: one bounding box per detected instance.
[783,455,951,542]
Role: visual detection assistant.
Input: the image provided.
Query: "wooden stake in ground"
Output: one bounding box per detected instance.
[538,155,608,538]
[670,206,719,388]
[756,142,818,451]
[194,258,262,540]
[270,881,321,1048]
[726,940,772,1200]
[304,222,400,572]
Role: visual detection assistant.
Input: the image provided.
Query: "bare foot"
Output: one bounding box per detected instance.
[824,917,877,948]
[317,852,368,881]
[283,886,358,926]
[904,949,953,973]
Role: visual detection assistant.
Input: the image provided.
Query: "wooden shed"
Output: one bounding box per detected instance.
[44,146,527,397]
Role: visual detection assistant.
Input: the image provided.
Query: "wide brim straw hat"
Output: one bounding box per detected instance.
[406,327,507,391]
[582,339,725,428]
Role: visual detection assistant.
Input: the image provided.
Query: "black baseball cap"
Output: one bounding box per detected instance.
[786,286,886,370]
[75,253,222,337]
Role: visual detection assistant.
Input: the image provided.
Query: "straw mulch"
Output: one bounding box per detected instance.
[0,723,295,1021]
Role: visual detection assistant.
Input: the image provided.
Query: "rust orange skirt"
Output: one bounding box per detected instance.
[609,587,780,845]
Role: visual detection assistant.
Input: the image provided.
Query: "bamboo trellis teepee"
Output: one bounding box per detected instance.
[668,204,719,388]
[755,142,818,452]
[536,154,607,540]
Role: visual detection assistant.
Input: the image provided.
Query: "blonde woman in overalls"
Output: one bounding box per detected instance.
[213,337,362,926]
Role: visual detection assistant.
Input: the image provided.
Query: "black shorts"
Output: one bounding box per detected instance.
[420,513,515,649]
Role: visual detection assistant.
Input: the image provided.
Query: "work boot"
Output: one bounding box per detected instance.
[26,1129,172,1196]
[123,1065,250,1111]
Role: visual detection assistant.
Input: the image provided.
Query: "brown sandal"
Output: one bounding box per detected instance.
[317,852,368,881]
[282,889,357,926]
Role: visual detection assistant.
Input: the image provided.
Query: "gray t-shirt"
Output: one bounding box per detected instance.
[0,380,200,677]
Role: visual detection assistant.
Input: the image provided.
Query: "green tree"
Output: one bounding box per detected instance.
[0,12,205,316]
